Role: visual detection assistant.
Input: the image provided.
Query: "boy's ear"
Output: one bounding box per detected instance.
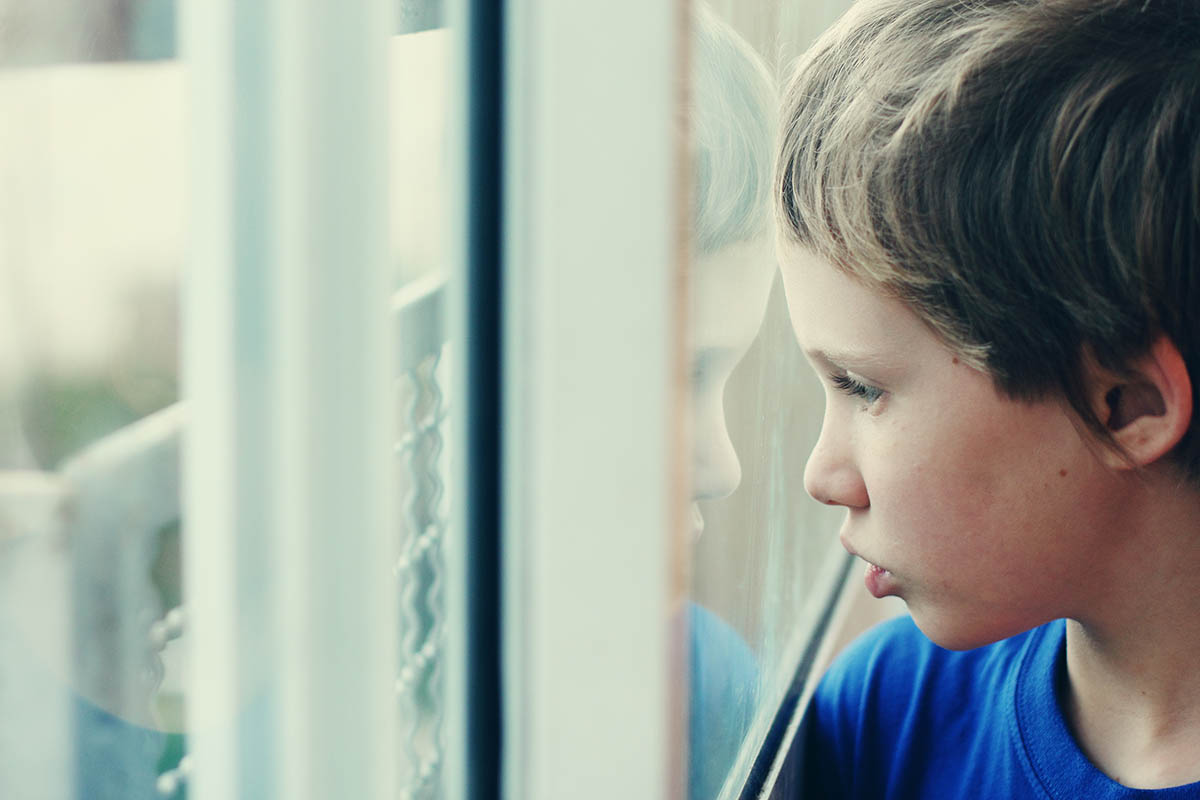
[1090,335,1193,469]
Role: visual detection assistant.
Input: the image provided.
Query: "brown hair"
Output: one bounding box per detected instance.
[776,0,1200,478]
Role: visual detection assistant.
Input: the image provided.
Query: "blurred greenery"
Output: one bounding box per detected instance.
[21,373,176,469]
[155,731,188,800]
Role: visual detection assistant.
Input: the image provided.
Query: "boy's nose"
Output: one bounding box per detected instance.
[803,424,868,509]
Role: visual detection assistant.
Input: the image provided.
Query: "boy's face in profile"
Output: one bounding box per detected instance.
[778,242,1134,651]
[687,234,775,540]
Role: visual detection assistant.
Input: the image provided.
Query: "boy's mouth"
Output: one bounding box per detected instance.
[864,562,896,598]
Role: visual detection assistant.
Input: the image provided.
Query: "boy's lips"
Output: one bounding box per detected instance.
[840,533,897,598]
[863,562,896,598]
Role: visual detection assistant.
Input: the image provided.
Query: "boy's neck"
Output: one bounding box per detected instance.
[1065,622,1200,788]
[1062,476,1200,789]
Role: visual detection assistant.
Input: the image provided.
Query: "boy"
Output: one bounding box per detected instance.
[775,0,1200,796]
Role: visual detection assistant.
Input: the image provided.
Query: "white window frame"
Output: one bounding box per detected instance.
[182,1,399,799]
[500,1,688,799]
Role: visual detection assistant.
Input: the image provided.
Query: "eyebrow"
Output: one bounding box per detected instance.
[802,346,890,372]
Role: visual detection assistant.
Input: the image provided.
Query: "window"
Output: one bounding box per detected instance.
[0,1,883,798]
[685,4,862,798]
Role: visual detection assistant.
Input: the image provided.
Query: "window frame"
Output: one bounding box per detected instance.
[182,1,400,798]
[498,0,688,797]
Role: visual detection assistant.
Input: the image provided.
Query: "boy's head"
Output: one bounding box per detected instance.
[775,0,1200,479]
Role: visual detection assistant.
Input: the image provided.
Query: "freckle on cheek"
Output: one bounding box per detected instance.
[952,357,959,365]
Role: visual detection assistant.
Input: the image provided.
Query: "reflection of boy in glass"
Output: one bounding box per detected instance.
[777,0,1200,795]
[685,6,776,800]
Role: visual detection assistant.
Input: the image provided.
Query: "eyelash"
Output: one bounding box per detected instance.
[830,372,884,405]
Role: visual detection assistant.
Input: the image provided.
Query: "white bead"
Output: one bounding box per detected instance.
[156,773,178,796]
[165,607,186,632]
[148,622,168,650]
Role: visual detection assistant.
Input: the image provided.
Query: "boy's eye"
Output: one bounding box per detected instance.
[830,372,884,405]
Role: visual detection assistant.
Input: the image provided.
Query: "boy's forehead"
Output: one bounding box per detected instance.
[777,239,925,361]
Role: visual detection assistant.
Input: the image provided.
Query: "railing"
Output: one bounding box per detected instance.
[392,274,451,800]
[0,277,450,799]
[0,405,184,799]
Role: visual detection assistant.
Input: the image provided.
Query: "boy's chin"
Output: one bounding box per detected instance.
[908,606,1033,652]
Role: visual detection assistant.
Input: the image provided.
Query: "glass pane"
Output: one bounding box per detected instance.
[0,2,186,798]
[685,3,855,798]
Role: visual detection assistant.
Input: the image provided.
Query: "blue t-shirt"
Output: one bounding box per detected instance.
[801,615,1200,799]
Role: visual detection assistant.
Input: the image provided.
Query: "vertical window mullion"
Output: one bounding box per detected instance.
[502,1,687,799]
[182,1,397,798]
